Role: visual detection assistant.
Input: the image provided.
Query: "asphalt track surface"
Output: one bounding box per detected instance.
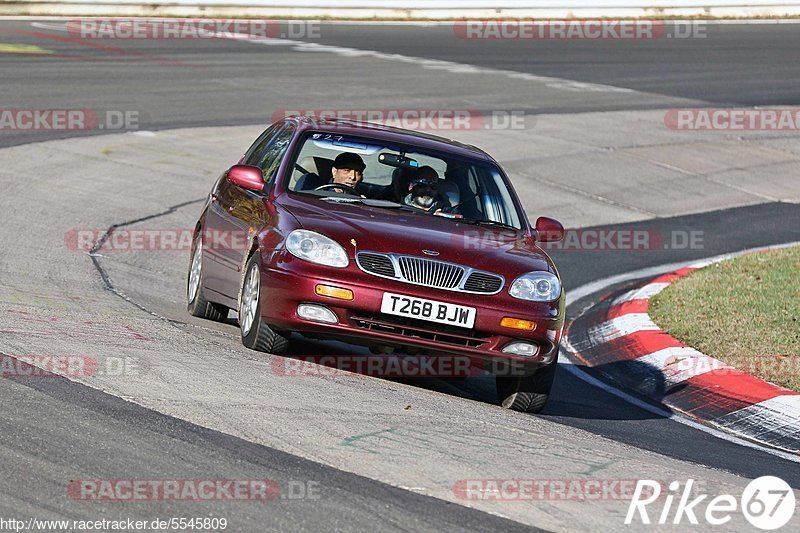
[1,21,800,148]
[1,19,800,532]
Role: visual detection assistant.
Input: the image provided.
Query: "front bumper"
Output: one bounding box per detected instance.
[259,252,564,372]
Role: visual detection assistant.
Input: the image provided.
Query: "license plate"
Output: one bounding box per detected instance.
[380,292,476,329]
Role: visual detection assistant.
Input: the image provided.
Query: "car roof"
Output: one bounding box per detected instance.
[285,115,495,162]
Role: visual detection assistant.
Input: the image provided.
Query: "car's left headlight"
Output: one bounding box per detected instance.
[509,271,561,301]
[286,229,349,268]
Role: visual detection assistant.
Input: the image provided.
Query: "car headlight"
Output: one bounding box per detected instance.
[509,271,561,302]
[286,230,349,268]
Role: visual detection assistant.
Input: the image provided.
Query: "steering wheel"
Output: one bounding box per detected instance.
[314,183,360,195]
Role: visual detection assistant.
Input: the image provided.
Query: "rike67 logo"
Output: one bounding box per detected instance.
[626,477,796,530]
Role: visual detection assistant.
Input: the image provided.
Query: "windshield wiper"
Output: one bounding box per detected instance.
[318,196,408,209]
[321,196,362,203]
[460,219,519,231]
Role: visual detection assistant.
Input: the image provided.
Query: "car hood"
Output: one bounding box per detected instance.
[277,195,555,276]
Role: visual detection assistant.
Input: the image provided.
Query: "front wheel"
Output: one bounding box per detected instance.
[496,356,558,414]
[187,237,229,322]
[239,253,290,355]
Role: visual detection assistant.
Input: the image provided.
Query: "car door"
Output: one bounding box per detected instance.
[202,124,280,297]
[204,122,296,299]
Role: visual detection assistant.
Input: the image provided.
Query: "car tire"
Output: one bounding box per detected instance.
[239,253,290,355]
[496,356,558,414]
[187,237,229,322]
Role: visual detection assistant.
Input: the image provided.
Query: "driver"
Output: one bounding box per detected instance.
[328,152,366,193]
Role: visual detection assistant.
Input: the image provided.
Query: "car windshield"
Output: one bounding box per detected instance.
[286,131,523,229]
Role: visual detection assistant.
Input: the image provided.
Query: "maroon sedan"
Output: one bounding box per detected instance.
[187,116,566,413]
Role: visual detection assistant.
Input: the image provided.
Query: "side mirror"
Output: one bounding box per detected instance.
[227,165,266,192]
[534,216,565,242]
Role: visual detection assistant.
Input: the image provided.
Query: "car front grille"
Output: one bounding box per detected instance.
[397,256,464,289]
[355,251,504,294]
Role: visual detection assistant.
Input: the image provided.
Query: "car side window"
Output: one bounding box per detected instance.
[252,125,296,183]
[243,124,280,165]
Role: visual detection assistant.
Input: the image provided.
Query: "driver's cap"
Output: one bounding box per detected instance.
[333,152,366,172]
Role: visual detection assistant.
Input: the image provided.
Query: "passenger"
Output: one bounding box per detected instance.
[404,166,461,217]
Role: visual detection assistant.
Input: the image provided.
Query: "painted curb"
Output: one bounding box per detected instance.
[565,257,800,454]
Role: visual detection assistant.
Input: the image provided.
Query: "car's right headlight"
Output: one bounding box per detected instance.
[286,229,349,268]
[509,271,561,302]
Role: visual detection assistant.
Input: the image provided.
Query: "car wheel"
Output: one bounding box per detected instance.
[187,237,229,322]
[496,357,558,414]
[239,253,290,355]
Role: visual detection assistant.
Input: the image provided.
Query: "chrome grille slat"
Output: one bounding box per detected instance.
[356,251,502,294]
[426,259,432,287]
[448,265,460,287]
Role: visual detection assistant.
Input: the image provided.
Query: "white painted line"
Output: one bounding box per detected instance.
[612,282,670,304]
[688,259,716,269]
[714,395,800,441]
[30,21,68,32]
[638,347,729,385]
[560,338,800,463]
[208,31,634,93]
[585,313,660,344]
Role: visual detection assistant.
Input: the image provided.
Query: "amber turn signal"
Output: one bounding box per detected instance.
[315,285,354,300]
[500,317,537,331]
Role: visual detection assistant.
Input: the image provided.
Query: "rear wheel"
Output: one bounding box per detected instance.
[496,356,558,414]
[239,253,290,355]
[187,237,229,322]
